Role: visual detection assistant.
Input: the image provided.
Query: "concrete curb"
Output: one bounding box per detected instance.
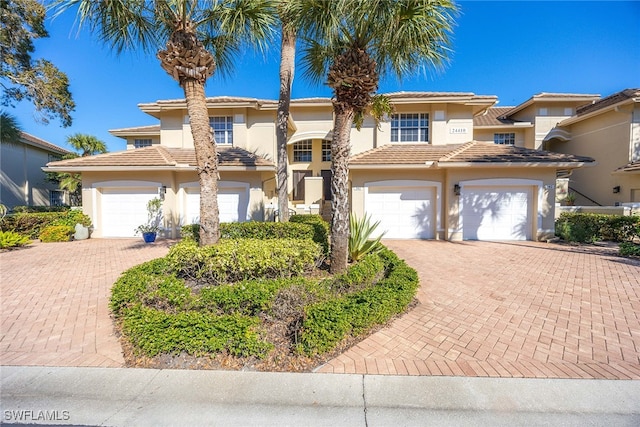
[2,366,639,426]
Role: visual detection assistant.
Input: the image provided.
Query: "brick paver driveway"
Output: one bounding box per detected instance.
[2,239,639,379]
[318,240,640,379]
[1,239,172,367]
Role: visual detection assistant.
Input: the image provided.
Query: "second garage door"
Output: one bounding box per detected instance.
[461,186,532,240]
[185,185,249,224]
[364,182,436,239]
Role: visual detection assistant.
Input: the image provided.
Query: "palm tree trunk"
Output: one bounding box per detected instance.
[276,25,295,222]
[329,108,354,274]
[183,78,220,245]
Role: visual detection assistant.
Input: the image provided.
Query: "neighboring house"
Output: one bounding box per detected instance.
[1,132,70,209]
[45,92,595,241]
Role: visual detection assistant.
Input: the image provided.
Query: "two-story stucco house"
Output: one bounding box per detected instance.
[45,91,596,240]
[1,132,70,209]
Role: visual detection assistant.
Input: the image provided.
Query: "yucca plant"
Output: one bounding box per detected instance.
[348,213,386,262]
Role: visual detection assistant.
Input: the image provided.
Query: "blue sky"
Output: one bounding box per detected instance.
[10,1,640,153]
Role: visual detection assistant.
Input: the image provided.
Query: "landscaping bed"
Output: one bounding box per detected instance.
[111,229,419,372]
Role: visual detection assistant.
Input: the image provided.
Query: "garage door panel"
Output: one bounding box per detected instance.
[365,185,435,239]
[186,187,247,224]
[101,188,157,237]
[462,186,531,241]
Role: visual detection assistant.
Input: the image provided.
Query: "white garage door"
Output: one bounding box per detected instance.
[185,186,248,224]
[461,186,531,241]
[101,187,158,237]
[365,185,435,239]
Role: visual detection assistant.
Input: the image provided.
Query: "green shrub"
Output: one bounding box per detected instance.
[111,258,172,317]
[165,238,321,285]
[349,212,385,262]
[290,215,330,254]
[619,242,640,257]
[39,225,74,242]
[0,230,31,249]
[181,221,318,245]
[328,253,385,293]
[299,249,419,355]
[1,210,91,239]
[12,205,70,213]
[555,213,640,243]
[121,305,272,357]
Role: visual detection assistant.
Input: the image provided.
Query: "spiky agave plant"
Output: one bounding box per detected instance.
[348,212,386,262]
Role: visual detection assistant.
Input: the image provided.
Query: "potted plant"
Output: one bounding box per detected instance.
[135,198,163,243]
[564,192,576,206]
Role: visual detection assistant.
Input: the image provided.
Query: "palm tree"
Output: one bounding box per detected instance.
[275,2,296,222]
[54,0,275,245]
[289,0,457,273]
[0,111,22,143]
[55,133,108,205]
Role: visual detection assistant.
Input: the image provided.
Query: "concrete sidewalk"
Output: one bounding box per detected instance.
[2,366,639,426]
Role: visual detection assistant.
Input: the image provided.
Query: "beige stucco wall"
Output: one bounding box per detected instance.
[81,170,269,238]
[550,109,634,205]
[350,167,557,242]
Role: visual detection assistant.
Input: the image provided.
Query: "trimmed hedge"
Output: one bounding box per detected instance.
[290,214,330,255]
[1,209,91,239]
[181,221,320,246]
[555,213,640,243]
[12,205,70,213]
[619,242,640,257]
[165,238,321,285]
[299,249,419,355]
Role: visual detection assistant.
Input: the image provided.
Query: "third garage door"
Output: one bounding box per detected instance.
[461,186,531,240]
[364,182,436,239]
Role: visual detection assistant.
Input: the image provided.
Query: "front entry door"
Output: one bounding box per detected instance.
[321,170,332,201]
[293,170,312,201]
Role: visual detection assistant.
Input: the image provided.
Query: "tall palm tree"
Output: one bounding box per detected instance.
[54,0,275,245]
[275,2,296,222]
[289,0,457,273]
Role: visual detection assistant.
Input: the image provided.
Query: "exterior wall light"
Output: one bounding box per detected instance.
[613,186,621,194]
[159,186,167,200]
[454,184,461,196]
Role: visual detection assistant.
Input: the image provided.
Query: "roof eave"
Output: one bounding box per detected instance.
[559,98,637,126]
[43,165,274,173]
[349,162,436,170]
[438,161,594,168]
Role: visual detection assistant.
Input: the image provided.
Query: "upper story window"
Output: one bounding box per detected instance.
[134,139,152,148]
[48,154,61,162]
[210,116,233,145]
[322,140,331,162]
[293,140,312,162]
[391,113,429,142]
[494,133,515,145]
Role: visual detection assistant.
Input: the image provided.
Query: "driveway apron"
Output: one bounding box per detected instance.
[1,239,172,367]
[317,240,640,379]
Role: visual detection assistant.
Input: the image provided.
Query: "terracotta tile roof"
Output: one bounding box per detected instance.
[349,142,594,166]
[473,107,516,126]
[20,132,70,155]
[615,161,640,173]
[46,146,273,169]
[350,144,459,165]
[109,124,160,134]
[576,88,640,116]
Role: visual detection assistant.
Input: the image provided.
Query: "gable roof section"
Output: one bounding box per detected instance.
[19,132,70,155]
[500,93,600,119]
[575,88,640,116]
[110,124,160,138]
[473,107,518,127]
[43,146,274,172]
[350,142,594,169]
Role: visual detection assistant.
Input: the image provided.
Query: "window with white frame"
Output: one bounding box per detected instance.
[210,116,233,145]
[322,140,331,162]
[293,140,312,162]
[134,138,152,148]
[391,113,429,142]
[494,133,515,145]
[50,190,65,206]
